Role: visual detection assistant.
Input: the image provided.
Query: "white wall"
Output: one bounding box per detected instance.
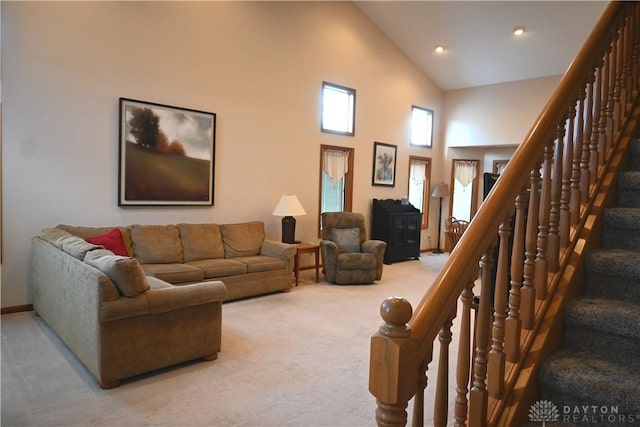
[443,75,561,147]
[1,1,444,307]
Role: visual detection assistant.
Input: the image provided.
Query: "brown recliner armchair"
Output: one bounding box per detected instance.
[320,212,386,285]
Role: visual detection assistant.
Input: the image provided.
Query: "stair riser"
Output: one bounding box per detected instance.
[631,157,640,171]
[563,329,640,369]
[618,189,640,207]
[602,229,640,250]
[583,274,640,304]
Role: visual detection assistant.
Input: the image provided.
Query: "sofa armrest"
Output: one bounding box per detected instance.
[362,239,387,280]
[319,240,339,283]
[146,280,227,315]
[100,280,227,321]
[260,239,296,259]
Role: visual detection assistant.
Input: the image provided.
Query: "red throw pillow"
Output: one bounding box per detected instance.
[85,228,128,257]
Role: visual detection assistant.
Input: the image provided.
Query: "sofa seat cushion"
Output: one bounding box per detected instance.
[221,221,265,258]
[233,256,285,273]
[186,259,247,278]
[130,224,183,264]
[337,252,376,270]
[178,223,225,262]
[140,263,204,284]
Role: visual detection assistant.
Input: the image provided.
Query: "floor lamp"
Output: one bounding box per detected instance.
[431,182,450,254]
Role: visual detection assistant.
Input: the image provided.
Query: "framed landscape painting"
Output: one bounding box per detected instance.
[372,141,397,187]
[118,98,216,206]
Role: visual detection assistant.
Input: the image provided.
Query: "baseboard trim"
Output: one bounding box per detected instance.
[1,304,33,315]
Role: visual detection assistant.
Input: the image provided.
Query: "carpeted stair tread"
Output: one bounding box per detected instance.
[630,138,640,156]
[539,351,640,415]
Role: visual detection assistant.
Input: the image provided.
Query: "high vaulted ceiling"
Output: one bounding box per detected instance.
[355,1,609,91]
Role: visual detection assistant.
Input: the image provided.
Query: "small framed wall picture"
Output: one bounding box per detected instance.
[372,141,397,187]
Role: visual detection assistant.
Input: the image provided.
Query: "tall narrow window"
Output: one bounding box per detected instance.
[321,82,355,136]
[319,145,354,234]
[408,156,431,229]
[410,105,434,147]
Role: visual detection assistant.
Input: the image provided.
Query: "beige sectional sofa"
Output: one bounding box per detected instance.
[31,221,296,388]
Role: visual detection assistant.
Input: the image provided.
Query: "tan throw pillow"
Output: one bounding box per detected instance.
[178,223,225,262]
[84,249,150,297]
[129,224,183,264]
[221,221,265,258]
[40,227,74,249]
[331,228,361,253]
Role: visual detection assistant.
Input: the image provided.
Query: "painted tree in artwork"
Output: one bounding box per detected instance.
[129,107,160,149]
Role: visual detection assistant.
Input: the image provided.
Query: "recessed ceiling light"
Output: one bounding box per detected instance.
[513,26,526,36]
[434,45,445,54]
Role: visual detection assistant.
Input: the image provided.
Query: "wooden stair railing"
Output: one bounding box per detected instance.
[369,2,640,426]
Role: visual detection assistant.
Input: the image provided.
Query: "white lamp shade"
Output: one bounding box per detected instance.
[431,182,450,198]
[272,195,306,217]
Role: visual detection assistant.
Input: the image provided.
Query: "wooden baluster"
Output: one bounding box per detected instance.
[413,359,430,427]
[590,64,602,184]
[560,104,574,250]
[488,217,512,398]
[550,121,564,272]
[522,166,540,329]
[454,280,474,427]
[434,309,456,427]
[370,297,418,427]
[632,5,640,97]
[612,27,622,136]
[581,74,594,202]
[469,244,496,427]
[505,191,526,362]
[571,87,585,226]
[599,49,611,165]
[623,12,631,116]
[607,36,618,147]
[536,143,552,297]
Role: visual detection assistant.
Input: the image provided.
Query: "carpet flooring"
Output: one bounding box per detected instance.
[1,254,451,427]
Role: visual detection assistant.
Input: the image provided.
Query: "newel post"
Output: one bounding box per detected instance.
[369,297,418,427]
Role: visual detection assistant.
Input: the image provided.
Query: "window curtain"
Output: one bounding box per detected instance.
[410,160,427,185]
[323,149,349,183]
[454,160,478,187]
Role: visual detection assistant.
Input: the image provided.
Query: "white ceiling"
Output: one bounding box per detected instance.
[355,1,609,91]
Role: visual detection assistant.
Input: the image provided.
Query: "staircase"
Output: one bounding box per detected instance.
[536,139,640,425]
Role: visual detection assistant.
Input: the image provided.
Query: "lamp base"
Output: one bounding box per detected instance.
[281,216,297,244]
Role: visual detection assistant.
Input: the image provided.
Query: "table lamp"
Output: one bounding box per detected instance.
[272,195,306,243]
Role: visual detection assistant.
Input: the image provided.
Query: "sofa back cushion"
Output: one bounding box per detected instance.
[130,224,183,264]
[84,249,150,297]
[40,228,103,260]
[57,224,134,256]
[178,223,225,262]
[221,221,265,258]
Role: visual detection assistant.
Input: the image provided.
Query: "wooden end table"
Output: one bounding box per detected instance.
[294,242,320,286]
